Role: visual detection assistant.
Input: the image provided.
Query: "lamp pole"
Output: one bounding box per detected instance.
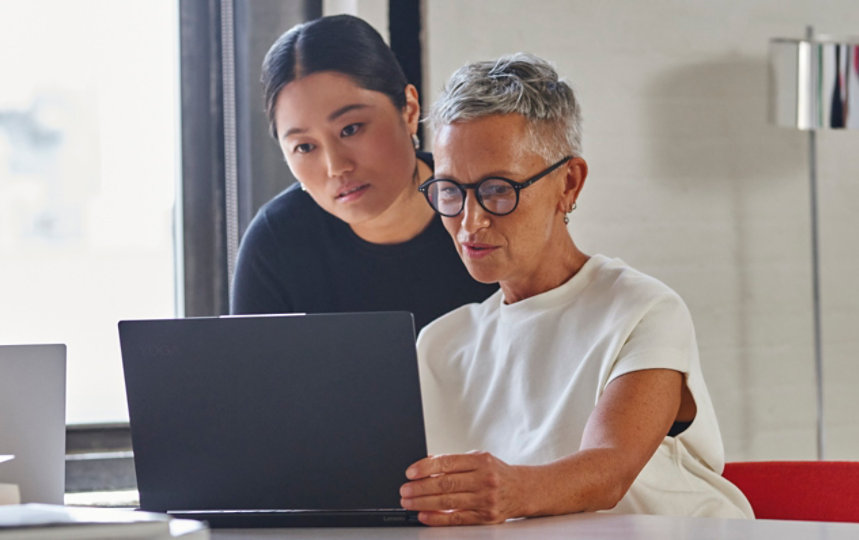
[805,25,824,460]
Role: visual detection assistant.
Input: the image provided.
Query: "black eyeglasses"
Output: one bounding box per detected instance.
[418,156,572,217]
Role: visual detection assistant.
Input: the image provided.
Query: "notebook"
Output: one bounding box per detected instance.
[0,344,67,505]
[118,312,427,528]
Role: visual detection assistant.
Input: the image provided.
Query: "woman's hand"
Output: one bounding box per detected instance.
[399,451,528,526]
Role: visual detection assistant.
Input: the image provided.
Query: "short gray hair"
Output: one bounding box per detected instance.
[428,52,583,160]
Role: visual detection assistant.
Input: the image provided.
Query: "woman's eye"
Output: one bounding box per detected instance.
[294,143,315,154]
[341,123,362,137]
[485,184,512,196]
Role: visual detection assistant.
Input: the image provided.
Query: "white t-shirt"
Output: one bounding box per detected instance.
[417,254,753,519]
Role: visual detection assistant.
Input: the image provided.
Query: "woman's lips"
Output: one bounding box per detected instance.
[460,242,498,259]
[335,183,370,203]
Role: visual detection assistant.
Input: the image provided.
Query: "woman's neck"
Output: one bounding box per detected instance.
[500,239,589,304]
[349,158,435,244]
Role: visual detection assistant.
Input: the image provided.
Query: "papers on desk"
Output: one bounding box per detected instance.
[0,504,209,539]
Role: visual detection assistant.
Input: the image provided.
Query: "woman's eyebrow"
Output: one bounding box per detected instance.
[328,103,370,122]
[435,169,518,182]
[282,126,306,140]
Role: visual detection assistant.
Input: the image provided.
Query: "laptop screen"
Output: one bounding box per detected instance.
[119,312,426,514]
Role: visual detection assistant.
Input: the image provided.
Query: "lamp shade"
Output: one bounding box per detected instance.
[769,36,859,130]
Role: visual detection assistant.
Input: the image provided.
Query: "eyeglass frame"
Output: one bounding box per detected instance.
[417,155,573,217]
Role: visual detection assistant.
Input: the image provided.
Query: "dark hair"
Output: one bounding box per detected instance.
[262,14,409,140]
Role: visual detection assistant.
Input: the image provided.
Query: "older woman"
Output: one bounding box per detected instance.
[399,53,753,526]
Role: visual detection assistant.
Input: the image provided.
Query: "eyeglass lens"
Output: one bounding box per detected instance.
[426,178,518,217]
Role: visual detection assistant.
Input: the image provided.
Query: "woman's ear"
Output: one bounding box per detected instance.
[402,84,421,134]
[563,157,588,205]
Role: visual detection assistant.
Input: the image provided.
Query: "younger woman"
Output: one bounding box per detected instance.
[231,14,495,330]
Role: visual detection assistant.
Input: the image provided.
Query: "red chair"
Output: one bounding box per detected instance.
[723,461,859,522]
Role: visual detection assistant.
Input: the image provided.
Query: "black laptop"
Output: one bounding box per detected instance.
[118,312,426,528]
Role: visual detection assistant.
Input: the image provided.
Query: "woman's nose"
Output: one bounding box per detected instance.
[325,145,354,178]
[460,191,491,233]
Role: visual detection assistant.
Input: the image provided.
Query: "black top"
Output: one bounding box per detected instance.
[230,153,497,332]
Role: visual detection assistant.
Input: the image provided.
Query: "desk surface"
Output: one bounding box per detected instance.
[210,512,859,540]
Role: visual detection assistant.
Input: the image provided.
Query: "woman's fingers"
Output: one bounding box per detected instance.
[405,452,484,480]
[416,509,506,526]
[401,451,521,526]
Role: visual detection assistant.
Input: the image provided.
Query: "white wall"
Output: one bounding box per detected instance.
[426,0,859,461]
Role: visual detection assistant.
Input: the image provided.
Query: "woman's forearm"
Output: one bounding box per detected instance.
[516,447,640,517]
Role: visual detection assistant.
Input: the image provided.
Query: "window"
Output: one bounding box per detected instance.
[0,0,180,424]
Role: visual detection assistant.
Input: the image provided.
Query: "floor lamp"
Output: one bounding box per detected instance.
[769,29,859,459]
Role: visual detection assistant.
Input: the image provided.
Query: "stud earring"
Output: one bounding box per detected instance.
[411,133,420,150]
[298,182,307,192]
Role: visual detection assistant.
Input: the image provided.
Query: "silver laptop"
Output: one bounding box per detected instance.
[119,312,426,527]
[0,344,66,504]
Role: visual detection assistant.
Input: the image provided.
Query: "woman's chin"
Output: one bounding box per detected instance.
[462,263,502,286]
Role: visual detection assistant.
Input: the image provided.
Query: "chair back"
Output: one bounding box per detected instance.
[723,461,859,522]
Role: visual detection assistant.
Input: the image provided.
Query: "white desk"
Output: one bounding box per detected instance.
[211,512,859,539]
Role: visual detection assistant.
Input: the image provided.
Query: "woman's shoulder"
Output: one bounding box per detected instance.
[574,255,693,331]
[246,184,335,238]
[587,255,683,304]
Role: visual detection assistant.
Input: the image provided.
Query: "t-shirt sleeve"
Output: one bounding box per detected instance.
[605,292,697,386]
[230,210,294,315]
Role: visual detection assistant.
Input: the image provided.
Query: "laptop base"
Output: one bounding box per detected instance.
[167,509,422,528]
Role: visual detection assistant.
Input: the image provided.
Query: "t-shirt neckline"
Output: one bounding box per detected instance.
[496,254,611,315]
